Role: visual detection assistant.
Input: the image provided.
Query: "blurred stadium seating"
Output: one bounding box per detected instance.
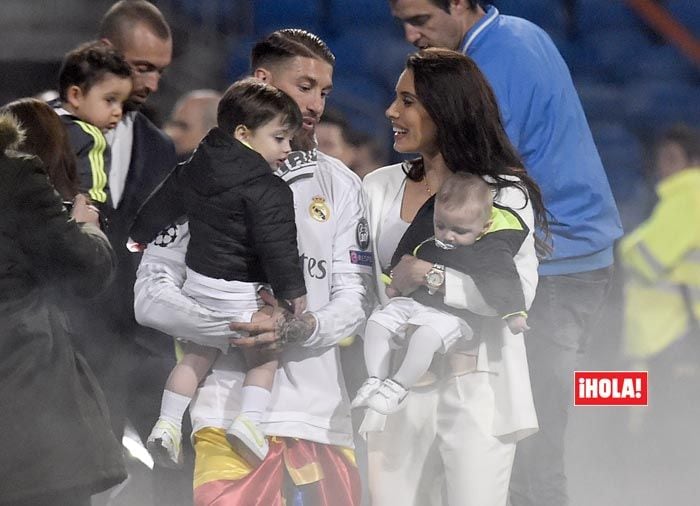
[165,0,699,221]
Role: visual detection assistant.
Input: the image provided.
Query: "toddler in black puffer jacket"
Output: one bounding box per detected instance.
[131,79,306,469]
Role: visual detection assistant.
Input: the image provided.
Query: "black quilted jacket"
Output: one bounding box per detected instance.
[131,127,306,300]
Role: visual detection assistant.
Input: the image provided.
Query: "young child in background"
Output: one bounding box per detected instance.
[131,79,307,468]
[354,172,530,414]
[52,40,132,209]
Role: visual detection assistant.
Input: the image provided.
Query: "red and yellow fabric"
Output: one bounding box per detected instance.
[192,428,360,506]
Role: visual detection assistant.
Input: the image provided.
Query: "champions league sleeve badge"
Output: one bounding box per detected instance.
[153,224,178,247]
[309,195,331,222]
[356,218,370,250]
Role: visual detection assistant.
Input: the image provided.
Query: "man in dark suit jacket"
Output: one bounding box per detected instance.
[66,0,176,455]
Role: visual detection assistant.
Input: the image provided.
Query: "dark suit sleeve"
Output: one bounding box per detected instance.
[244,175,306,300]
[129,164,186,244]
[14,157,116,297]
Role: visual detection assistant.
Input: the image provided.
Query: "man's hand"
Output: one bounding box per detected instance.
[287,294,307,317]
[389,255,432,296]
[229,305,285,349]
[229,306,317,349]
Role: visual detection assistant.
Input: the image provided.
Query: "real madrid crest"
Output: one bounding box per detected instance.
[309,195,331,222]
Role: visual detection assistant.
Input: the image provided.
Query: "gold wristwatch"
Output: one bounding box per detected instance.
[425,263,445,295]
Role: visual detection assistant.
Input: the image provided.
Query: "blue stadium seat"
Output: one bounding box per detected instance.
[575,81,628,124]
[492,0,566,37]
[226,37,257,82]
[624,80,700,137]
[253,0,321,37]
[582,28,655,83]
[619,44,699,83]
[327,75,392,136]
[589,122,645,203]
[668,0,700,38]
[327,0,398,37]
[575,0,644,33]
[328,29,413,93]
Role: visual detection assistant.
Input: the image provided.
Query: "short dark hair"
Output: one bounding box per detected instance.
[389,0,480,12]
[251,29,335,71]
[217,78,302,135]
[655,123,700,163]
[99,0,171,48]
[58,41,132,101]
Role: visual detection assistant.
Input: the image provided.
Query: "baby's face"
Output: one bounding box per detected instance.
[433,202,490,248]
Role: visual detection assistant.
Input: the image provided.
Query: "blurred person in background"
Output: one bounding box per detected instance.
[346,129,389,179]
[316,107,355,167]
[619,124,700,433]
[388,2,622,504]
[165,89,221,162]
[80,0,177,446]
[0,106,126,505]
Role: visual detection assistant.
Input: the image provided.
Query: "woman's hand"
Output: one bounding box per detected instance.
[388,255,433,296]
[71,194,100,227]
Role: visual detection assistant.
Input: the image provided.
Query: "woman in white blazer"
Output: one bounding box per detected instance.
[361,49,548,506]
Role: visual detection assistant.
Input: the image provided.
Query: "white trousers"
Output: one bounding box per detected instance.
[367,372,517,506]
[181,268,263,352]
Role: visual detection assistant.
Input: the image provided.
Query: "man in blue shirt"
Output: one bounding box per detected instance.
[389,1,623,505]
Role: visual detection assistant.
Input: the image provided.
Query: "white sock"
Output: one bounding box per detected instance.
[160,389,191,427]
[240,385,271,424]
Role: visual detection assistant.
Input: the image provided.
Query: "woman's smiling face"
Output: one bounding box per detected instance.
[385,69,438,157]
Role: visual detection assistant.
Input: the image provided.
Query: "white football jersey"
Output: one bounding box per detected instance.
[134,150,374,447]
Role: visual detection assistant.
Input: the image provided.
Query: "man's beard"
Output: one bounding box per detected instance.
[291,127,317,152]
[123,98,141,113]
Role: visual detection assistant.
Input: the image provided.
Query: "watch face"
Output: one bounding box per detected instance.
[427,270,444,287]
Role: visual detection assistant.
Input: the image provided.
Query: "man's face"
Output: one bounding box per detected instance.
[262,56,334,151]
[391,0,465,50]
[655,141,691,181]
[165,98,210,156]
[117,22,172,108]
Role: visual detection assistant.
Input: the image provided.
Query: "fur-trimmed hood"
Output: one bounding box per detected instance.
[0,112,24,154]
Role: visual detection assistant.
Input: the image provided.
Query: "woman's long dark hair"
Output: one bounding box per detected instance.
[1,98,79,200]
[404,48,550,254]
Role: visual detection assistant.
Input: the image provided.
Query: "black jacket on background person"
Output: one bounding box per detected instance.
[0,115,126,503]
[63,111,177,444]
[131,127,306,301]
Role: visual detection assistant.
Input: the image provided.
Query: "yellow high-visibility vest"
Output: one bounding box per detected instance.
[619,167,700,359]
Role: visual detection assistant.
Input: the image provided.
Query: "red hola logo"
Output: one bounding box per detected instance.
[574,371,648,406]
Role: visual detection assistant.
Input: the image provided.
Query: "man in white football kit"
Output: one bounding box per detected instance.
[134,29,374,506]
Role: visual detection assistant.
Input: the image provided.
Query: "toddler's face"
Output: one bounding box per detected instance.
[244,114,295,169]
[433,202,490,248]
[72,73,132,131]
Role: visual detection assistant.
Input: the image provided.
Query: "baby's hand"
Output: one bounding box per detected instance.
[506,314,530,334]
[385,285,400,298]
[287,295,307,317]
